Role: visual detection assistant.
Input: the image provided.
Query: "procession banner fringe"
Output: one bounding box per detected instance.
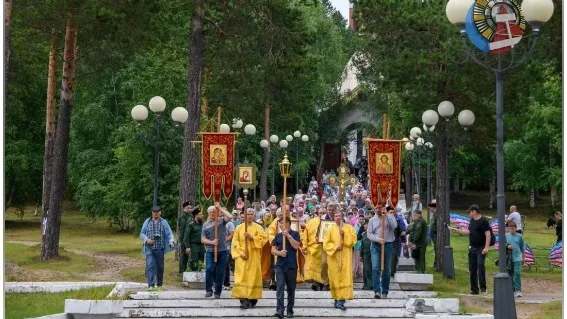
[201,133,236,202]
[364,139,402,208]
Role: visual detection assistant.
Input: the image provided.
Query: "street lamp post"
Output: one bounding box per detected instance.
[446,0,553,317]
[422,102,475,279]
[131,96,189,207]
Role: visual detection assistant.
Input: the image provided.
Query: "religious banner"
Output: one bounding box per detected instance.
[201,133,236,202]
[365,139,402,208]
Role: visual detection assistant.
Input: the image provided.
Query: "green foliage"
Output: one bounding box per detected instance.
[504,61,562,193]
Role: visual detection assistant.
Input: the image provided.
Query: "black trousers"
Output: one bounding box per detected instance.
[275,267,297,314]
[468,247,487,293]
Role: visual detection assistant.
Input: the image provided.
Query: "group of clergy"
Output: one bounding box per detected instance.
[213,200,357,316]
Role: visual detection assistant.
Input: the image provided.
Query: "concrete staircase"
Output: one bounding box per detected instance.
[117,290,448,318]
[52,256,492,319]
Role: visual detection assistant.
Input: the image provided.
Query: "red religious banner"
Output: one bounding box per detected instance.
[365,139,402,208]
[201,133,236,202]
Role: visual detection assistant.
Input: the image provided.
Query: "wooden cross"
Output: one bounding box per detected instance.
[337,163,354,202]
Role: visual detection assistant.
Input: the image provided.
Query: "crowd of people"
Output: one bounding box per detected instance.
[138,180,556,312]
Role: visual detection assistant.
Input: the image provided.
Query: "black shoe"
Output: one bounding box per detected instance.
[214,294,220,299]
[205,291,213,297]
[274,311,284,318]
[286,311,294,318]
[338,304,347,311]
[322,284,330,291]
[374,292,382,299]
[311,283,320,291]
[250,299,258,308]
[381,293,388,299]
[240,300,250,309]
[469,291,479,295]
[269,283,277,291]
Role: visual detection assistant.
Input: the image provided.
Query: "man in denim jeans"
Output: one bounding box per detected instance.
[201,203,232,298]
[140,206,175,292]
[366,206,397,299]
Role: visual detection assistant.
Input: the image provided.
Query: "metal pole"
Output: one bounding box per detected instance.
[296,144,299,193]
[445,122,451,247]
[152,115,161,207]
[426,157,431,222]
[493,69,517,319]
[442,120,455,279]
[271,148,275,196]
[234,145,239,207]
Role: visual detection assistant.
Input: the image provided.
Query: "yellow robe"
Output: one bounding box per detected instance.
[231,222,268,299]
[303,216,324,284]
[323,223,356,301]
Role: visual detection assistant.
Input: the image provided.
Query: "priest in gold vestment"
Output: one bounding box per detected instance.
[323,210,356,310]
[231,208,268,309]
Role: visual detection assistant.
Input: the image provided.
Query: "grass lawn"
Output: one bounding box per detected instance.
[5,242,97,281]
[5,286,114,319]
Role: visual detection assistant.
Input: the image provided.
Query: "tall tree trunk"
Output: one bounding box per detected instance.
[41,28,59,230]
[259,104,270,200]
[453,175,460,194]
[178,0,204,215]
[4,0,12,93]
[41,5,79,261]
[529,189,535,208]
[435,131,450,273]
[489,176,495,209]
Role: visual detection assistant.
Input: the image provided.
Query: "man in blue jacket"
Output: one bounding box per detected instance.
[140,205,175,291]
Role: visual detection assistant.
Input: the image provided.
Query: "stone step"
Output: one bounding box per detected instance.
[130,290,437,300]
[115,317,409,319]
[115,307,413,318]
[123,299,409,308]
[189,282,400,290]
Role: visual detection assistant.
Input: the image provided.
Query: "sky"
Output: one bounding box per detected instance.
[329,0,350,23]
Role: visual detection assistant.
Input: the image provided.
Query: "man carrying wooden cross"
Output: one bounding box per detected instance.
[200,203,232,298]
[367,206,397,299]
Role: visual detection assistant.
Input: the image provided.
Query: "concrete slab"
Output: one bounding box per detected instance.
[123,298,408,308]
[28,314,69,319]
[129,290,437,300]
[394,273,433,291]
[415,315,494,319]
[108,282,148,298]
[394,273,433,284]
[116,307,413,318]
[64,300,123,314]
[405,298,459,314]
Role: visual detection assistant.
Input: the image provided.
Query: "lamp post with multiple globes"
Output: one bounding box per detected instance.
[131,96,189,207]
[446,0,553,317]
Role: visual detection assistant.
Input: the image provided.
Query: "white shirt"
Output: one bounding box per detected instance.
[508,211,522,230]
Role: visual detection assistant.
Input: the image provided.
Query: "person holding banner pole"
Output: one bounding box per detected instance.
[201,203,232,298]
[367,206,397,299]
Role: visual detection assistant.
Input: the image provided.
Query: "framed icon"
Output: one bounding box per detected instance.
[234,163,259,189]
[317,220,335,243]
[237,167,253,184]
[375,152,393,174]
[210,144,227,166]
